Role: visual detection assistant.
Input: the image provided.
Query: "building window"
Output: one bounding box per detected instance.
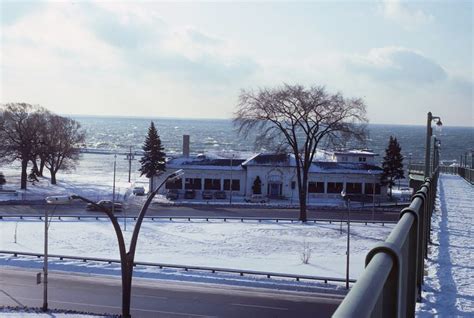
[185,178,202,190]
[364,183,381,195]
[346,182,362,194]
[224,179,240,191]
[204,178,221,190]
[359,157,366,162]
[308,182,325,193]
[327,182,344,193]
[166,178,182,190]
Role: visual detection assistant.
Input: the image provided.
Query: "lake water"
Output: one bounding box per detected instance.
[75,116,473,164]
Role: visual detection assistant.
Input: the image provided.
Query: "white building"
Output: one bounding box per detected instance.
[152,145,386,201]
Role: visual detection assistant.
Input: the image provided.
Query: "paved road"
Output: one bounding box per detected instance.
[0,267,344,317]
[0,204,400,222]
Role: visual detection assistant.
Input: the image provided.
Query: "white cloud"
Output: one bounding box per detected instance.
[380,0,433,29]
[348,47,447,84]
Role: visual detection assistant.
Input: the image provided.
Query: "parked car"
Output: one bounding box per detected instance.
[214,191,227,199]
[245,194,267,203]
[202,190,213,200]
[184,190,196,199]
[132,186,145,196]
[86,200,122,212]
[166,189,179,200]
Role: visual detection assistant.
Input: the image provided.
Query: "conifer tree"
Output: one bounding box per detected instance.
[252,176,262,194]
[0,172,6,189]
[139,122,166,192]
[381,136,404,198]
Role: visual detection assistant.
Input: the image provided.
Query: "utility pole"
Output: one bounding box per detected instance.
[42,206,48,312]
[42,205,56,312]
[229,154,234,204]
[125,146,135,183]
[346,198,351,290]
[112,154,117,216]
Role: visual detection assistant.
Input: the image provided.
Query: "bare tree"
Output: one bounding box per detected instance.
[42,115,85,184]
[234,84,368,222]
[0,103,47,189]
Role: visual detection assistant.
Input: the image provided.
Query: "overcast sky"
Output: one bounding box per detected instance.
[1,0,472,126]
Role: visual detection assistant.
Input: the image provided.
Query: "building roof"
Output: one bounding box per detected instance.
[242,153,289,166]
[167,151,382,174]
[311,162,382,174]
[333,149,378,156]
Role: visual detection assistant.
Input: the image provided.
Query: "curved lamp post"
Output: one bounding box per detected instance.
[46,169,184,318]
[424,112,442,178]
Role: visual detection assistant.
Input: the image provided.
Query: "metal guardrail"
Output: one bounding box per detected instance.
[409,164,473,185]
[439,165,474,184]
[0,215,396,225]
[0,250,355,285]
[333,169,439,317]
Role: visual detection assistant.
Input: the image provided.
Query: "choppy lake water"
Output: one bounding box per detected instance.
[75,116,473,164]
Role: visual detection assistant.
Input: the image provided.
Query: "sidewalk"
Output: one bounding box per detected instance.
[417,174,473,316]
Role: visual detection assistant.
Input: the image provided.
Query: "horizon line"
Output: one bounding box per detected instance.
[63,113,473,129]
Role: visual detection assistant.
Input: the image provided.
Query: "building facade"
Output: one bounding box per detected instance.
[152,149,386,201]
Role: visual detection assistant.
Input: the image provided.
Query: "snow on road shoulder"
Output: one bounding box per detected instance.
[416,175,474,316]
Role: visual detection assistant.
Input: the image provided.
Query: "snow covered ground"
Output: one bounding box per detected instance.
[0,219,393,285]
[0,154,145,202]
[0,154,409,207]
[416,174,473,316]
[0,308,110,318]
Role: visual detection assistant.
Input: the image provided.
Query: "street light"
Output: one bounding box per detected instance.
[45,169,184,318]
[340,189,351,290]
[424,112,442,178]
[38,204,57,312]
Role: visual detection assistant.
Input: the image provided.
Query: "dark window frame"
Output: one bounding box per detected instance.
[308,182,325,193]
[204,178,221,190]
[364,183,381,195]
[223,179,240,191]
[327,182,344,193]
[165,178,182,190]
[346,182,362,194]
[185,178,202,190]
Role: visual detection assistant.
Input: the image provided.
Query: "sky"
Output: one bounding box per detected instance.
[0,0,472,126]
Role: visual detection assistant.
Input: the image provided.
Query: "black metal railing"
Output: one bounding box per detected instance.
[409,164,473,185]
[333,169,439,317]
[0,215,397,225]
[0,250,355,285]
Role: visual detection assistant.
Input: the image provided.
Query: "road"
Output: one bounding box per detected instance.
[0,203,401,222]
[0,267,344,317]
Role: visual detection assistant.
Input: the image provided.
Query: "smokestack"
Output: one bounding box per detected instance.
[183,135,190,157]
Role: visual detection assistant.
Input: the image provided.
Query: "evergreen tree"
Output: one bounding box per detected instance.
[252,176,262,194]
[381,136,404,198]
[139,122,166,192]
[0,172,6,189]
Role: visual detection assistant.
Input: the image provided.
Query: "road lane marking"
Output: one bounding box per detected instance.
[133,293,167,300]
[11,295,216,317]
[231,303,289,311]
[0,289,24,307]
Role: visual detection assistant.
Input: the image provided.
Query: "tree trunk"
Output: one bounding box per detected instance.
[39,158,45,177]
[50,171,57,185]
[31,159,40,176]
[299,172,308,222]
[20,158,28,190]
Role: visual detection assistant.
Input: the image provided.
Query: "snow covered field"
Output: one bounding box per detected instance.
[0,219,393,282]
[416,175,473,316]
[0,153,144,202]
